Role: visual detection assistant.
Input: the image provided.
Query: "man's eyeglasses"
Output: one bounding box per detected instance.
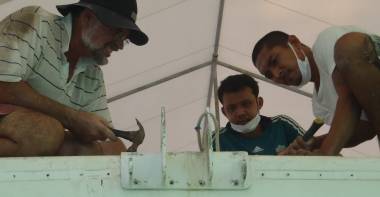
[101,22,130,45]
[114,32,130,46]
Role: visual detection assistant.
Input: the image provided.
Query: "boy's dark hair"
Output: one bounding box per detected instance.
[218,74,259,103]
[251,31,289,65]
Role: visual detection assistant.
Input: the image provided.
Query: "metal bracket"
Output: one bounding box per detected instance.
[121,107,250,190]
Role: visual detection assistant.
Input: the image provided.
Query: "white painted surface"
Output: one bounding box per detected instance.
[0,155,380,196]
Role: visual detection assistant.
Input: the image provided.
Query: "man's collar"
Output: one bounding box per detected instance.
[61,13,72,53]
[259,115,272,128]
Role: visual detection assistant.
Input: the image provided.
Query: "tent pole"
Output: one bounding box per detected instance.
[208,60,221,133]
[202,0,225,150]
[206,67,214,108]
[208,0,226,130]
[213,0,225,55]
[107,61,212,103]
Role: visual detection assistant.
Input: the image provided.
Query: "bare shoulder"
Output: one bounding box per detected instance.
[335,32,369,50]
[334,32,378,72]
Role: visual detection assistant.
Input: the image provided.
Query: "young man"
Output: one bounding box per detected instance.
[252,26,380,155]
[213,74,304,155]
[0,0,148,156]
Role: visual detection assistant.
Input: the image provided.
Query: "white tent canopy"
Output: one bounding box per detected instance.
[1,0,379,156]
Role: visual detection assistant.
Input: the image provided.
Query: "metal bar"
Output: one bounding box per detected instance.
[211,64,221,132]
[160,107,167,185]
[107,61,212,103]
[206,66,214,108]
[211,63,221,151]
[212,0,225,56]
[208,0,226,132]
[205,0,225,107]
[203,66,215,150]
[217,61,313,98]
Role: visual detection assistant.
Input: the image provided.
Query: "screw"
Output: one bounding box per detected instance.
[169,180,174,185]
[232,180,239,186]
[199,180,205,186]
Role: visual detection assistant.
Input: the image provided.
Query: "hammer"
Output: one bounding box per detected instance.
[112,119,145,152]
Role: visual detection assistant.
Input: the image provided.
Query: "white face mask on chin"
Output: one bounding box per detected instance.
[288,43,311,87]
[230,113,261,134]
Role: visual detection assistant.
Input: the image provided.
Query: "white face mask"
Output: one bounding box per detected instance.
[230,113,261,133]
[288,43,311,87]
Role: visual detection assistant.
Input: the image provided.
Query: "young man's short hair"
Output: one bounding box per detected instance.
[251,31,289,65]
[218,74,259,103]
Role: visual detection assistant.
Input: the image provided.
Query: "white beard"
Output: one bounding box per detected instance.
[81,23,108,65]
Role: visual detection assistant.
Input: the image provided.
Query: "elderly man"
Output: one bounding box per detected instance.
[0,0,147,156]
[252,26,380,155]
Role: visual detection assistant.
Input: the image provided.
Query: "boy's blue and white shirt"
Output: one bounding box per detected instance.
[213,115,305,155]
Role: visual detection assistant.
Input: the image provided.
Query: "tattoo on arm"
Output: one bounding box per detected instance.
[362,35,380,67]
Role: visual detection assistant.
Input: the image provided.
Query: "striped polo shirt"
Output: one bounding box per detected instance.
[0,6,112,123]
[213,115,305,155]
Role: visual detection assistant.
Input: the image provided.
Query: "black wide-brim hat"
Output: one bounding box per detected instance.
[57,0,148,46]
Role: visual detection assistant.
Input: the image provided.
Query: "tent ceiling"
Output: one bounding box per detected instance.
[103,0,220,97]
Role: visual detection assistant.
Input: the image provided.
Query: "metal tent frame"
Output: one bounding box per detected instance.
[107,0,312,131]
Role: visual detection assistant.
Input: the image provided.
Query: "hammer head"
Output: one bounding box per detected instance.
[126,118,145,152]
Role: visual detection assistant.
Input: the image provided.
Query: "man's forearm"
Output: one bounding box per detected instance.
[319,96,360,155]
[312,134,326,149]
[0,81,75,128]
[344,120,376,147]
[314,120,375,150]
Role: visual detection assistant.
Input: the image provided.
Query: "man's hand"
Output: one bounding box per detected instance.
[278,136,315,155]
[68,111,117,142]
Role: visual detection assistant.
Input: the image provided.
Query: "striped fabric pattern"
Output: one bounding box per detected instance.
[0,6,112,123]
[272,114,305,135]
[213,114,305,142]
